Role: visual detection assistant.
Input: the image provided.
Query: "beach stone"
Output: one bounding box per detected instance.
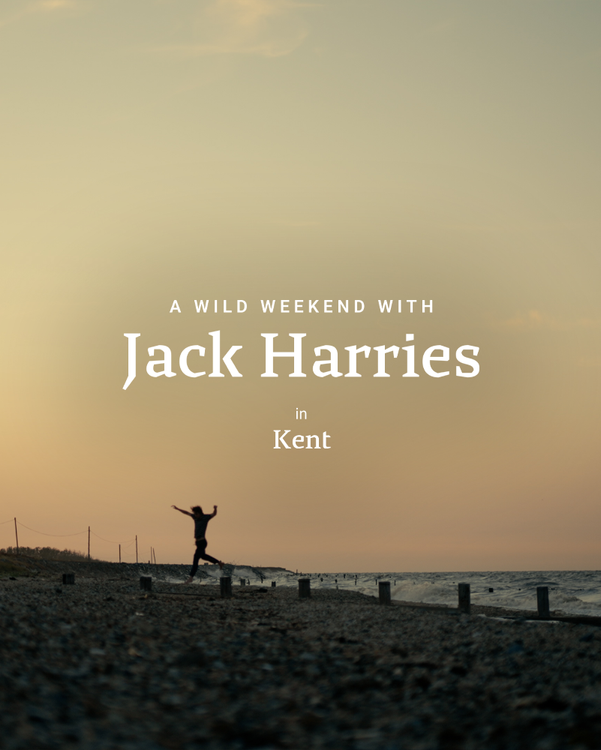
[2,570,601,749]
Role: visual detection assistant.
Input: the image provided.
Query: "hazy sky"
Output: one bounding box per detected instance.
[1,0,600,571]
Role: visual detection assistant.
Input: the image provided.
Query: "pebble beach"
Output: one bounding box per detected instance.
[2,561,601,749]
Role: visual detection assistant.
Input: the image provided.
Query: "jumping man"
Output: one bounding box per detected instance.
[172,504,224,583]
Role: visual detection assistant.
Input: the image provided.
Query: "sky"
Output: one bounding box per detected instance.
[1,0,600,572]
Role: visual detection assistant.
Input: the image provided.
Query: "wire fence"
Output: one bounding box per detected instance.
[1,518,145,564]
[90,530,135,545]
[16,522,86,538]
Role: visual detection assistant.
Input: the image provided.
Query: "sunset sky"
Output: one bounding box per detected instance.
[1,0,600,572]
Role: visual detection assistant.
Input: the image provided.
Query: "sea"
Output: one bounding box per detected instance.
[198,567,601,617]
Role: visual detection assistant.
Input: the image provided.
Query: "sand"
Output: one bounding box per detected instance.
[1,564,601,749]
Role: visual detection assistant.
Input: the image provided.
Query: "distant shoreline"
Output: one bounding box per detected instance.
[4,555,601,628]
[0,554,291,580]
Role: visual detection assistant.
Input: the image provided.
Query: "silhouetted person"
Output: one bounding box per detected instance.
[172,504,223,583]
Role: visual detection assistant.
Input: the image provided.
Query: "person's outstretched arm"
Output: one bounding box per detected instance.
[209,505,218,518]
[172,505,193,517]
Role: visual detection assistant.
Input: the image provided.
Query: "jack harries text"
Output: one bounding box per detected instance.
[122,332,479,390]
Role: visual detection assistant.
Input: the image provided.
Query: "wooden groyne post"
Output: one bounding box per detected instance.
[379,581,391,605]
[220,577,232,599]
[140,576,152,591]
[458,583,471,614]
[537,586,550,619]
[299,578,311,598]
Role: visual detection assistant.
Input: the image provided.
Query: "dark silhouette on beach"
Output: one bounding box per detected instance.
[172,504,223,583]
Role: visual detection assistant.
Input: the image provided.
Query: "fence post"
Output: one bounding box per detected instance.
[537,586,550,619]
[379,581,391,605]
[14,518,19,554]
[271,581,276,588]
[140,576,152,591]
[220,577,232,599]
[299,578,311,599]
[458,583,470,614]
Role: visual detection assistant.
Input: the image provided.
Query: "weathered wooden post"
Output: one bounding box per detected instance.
[140,576,152,591]
[299,578,311,598]
[537,586,550,619]
[240,578,246,586]
[458,583,470,614]
[271,581,276,587]
[220,577,232,598]
[62,573,75,585]
[379,580,391,605]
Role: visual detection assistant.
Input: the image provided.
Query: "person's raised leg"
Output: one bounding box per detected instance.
[198,543,224,570]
